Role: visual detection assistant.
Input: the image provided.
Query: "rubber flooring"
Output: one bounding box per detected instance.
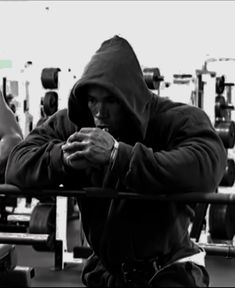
[14,245,235,287]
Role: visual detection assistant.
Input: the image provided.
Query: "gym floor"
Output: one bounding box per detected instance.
[16,245,84,287]
[15,245,235,287]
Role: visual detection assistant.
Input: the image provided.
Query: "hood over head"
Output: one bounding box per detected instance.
[68,35,153,140]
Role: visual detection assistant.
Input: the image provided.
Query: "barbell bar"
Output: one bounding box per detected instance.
[199,243,235,258]
[0,232,49,245]
[1,184,235,204]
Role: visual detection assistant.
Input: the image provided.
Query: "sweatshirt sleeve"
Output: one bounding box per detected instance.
[109,106,227,194]
[5,109,79,188]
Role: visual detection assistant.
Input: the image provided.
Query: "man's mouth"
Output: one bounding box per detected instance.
[97,124,110,130]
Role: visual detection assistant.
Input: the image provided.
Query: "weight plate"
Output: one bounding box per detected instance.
[29,203,55,251]
[215,121,235,149]
[216,75,225,95]
[215,95,226,119]
[143,67,162,90]
[41,68,60,90]
[209,203,235,240]
[43,91,58,116]
[220,158,235,187]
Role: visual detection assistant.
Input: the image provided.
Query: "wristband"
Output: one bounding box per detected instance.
[109,139,119,170]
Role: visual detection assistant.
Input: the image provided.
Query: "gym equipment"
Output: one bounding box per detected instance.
[209,203,235,241]
[224,83,235,120]
[0,244,34,287]
[199,242,235,258]
[0,265,34,287]
[215,95,234,121]
[0,184,235,202]
[215,95,227,119]
[210,77,235,242]
[173,74,193,85]
[43,91,58,117]
[23,81,33,137]
[37,91,59,126]
[0,244,17,272]
[216,75,225,95]
[195,66,216,109]
[143,67,163,90]
[28,203,56,251]
[0,232,49,245]
[214,76,235,184]
[0,195,29,233]
[214,121,235,149]
[219,158,235,187]
[3,184,235,263]
[41,68,61,90]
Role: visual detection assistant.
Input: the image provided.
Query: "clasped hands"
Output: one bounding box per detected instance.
[62,127,115,170]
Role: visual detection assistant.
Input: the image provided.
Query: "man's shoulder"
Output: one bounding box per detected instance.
[54,108,68,117]
[48,108,76,130]
[50,108,70,122]
[156,97,204,117]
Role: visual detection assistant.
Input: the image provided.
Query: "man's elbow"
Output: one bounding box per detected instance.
[200,151,227,192]
[5,161,20,186]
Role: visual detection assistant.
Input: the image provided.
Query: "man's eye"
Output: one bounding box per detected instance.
[88,96,97,104]
[107,97,117,104]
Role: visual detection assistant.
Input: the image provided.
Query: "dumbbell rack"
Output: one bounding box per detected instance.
[208,76,235,241]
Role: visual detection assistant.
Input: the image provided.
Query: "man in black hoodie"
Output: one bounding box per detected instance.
[6,36,226,287]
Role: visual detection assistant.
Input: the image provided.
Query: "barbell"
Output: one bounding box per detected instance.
[2,184,235,258]
[0,184,234,203]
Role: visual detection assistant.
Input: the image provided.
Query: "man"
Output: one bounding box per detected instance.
[6,36,226,287]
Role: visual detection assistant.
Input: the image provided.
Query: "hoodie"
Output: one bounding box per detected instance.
[5,36,227,285]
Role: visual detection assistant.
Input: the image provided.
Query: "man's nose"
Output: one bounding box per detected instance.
[95,102,107,118]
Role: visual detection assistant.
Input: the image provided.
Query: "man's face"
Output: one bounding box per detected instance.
[87,85,124,135]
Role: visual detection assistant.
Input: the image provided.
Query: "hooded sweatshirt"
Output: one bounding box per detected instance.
[5,36,227,284]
